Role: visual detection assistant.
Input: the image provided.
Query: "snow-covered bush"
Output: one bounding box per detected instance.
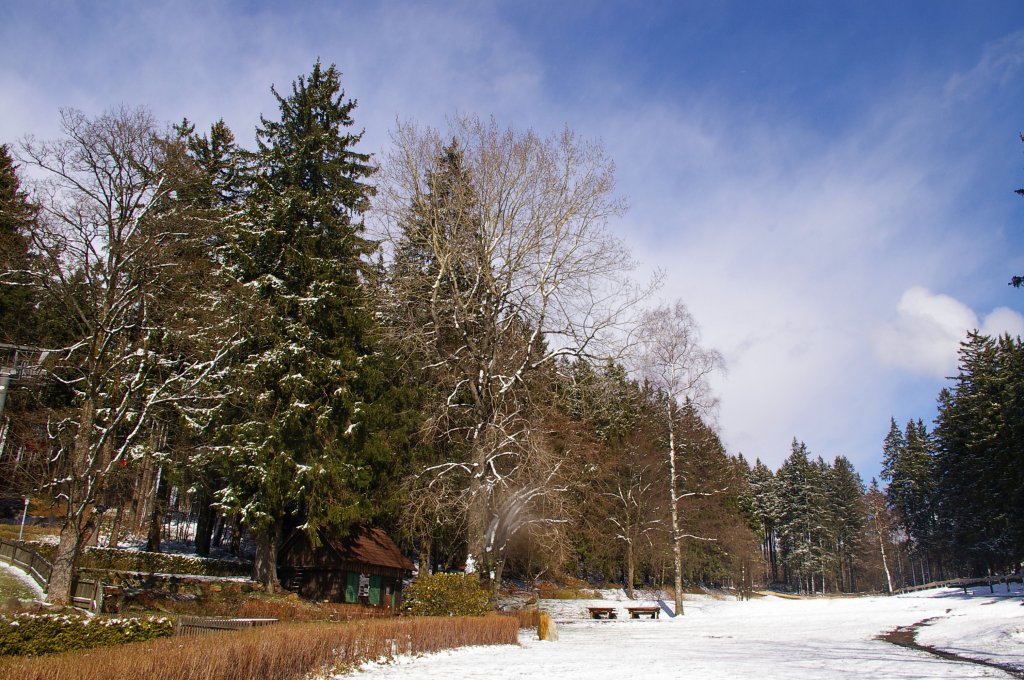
[0,613,172,656]
[402,573,491,617]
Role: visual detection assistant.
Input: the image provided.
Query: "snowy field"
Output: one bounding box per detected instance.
[350,586,1024,679]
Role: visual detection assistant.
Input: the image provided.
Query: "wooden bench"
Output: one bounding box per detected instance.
[587,606,617,619]
[626,606,660,619]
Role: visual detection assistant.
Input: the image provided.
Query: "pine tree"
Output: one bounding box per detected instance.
[881,414,938,581]
[212,62,383,590]
[0,144,37,343]
[824,456,864,591]
[774,440,830,592]
[934,331,1024,572]
[747,459,780,583]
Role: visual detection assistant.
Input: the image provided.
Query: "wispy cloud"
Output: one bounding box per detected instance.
[2,1,1022,478]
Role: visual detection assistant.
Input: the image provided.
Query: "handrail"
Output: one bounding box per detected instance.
[0,538,104,612]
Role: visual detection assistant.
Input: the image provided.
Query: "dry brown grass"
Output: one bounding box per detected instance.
[512,609,540,629]
[0,615,519,680]
[0,525,59,542]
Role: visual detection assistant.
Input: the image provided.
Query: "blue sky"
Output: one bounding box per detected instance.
[3,1,1024,480]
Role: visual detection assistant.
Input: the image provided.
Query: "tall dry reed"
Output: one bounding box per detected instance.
[0,615,519,680]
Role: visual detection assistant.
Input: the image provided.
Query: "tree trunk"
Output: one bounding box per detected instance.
[48,398,95,605]
[253,520,282,592]
[212,515,224,547]
[877,525,894,594]
[626,540,636,599]
[47,520,82,605]
[194,495,216,557]
[667,415,685,616]
[146,466,166,553]
[464,450,501,597]
[229,514,242,556]
[108,504,123,549]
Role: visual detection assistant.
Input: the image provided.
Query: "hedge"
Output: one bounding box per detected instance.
[0,613,173,656]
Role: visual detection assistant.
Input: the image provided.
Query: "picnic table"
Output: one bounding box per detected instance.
[587,606,617,619]
[626,606,660,619]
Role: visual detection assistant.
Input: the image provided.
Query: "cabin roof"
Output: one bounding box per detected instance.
[281,525,414,572]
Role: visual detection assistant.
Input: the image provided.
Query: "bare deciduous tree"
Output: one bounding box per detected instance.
[377,115,647,591]
[20,107,237,603]
[636,301,723,615]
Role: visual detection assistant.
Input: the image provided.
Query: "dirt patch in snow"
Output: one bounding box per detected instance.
[879,617,1024,679]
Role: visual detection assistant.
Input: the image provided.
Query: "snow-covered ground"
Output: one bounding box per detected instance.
[350,585,1024,679]
[0,560,45,600]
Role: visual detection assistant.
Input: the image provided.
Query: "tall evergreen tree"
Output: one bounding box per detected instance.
[0,144,37,343]
[824,455,864,591]
[211,62,385,590]
[934,331,1024,572]
[746,459,779,583]
[774,440,831,592]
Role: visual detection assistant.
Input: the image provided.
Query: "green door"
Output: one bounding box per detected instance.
[344,571,359,603]
[369,575,382,605]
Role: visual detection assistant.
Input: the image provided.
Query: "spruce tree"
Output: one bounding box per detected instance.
[747,459,779,583]
[213,62,383,590]
[934,331,1024,572]
[824,456,864,591]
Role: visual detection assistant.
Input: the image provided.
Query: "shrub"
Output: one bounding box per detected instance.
[0,613,173,656]
[402,573,491,617]
[0,616,519,679]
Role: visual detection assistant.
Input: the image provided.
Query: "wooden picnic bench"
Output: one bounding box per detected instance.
[626,606,660,619]
[587,606,617,619]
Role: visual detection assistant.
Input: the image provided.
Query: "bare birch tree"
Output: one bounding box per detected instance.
[20,107,238,603]
[377,115,646,591]
[636,301,723,615]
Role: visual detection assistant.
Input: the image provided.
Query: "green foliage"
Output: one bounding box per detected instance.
[402,573,492,617]
[0,613,172,656]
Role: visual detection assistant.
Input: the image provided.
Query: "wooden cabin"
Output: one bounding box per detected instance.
[278,526,413,609]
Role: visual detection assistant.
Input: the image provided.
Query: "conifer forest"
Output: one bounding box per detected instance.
[1,62,1021,605]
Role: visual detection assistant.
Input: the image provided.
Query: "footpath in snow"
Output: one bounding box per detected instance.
[349,585,1024,679]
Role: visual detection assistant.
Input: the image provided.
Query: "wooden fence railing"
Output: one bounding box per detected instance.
[894,574,1023,595]
[0,538,51,592]
[0,538,105,612]
[174,616,278,637]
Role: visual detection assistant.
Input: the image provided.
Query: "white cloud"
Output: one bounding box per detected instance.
[874,286,1024,377]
